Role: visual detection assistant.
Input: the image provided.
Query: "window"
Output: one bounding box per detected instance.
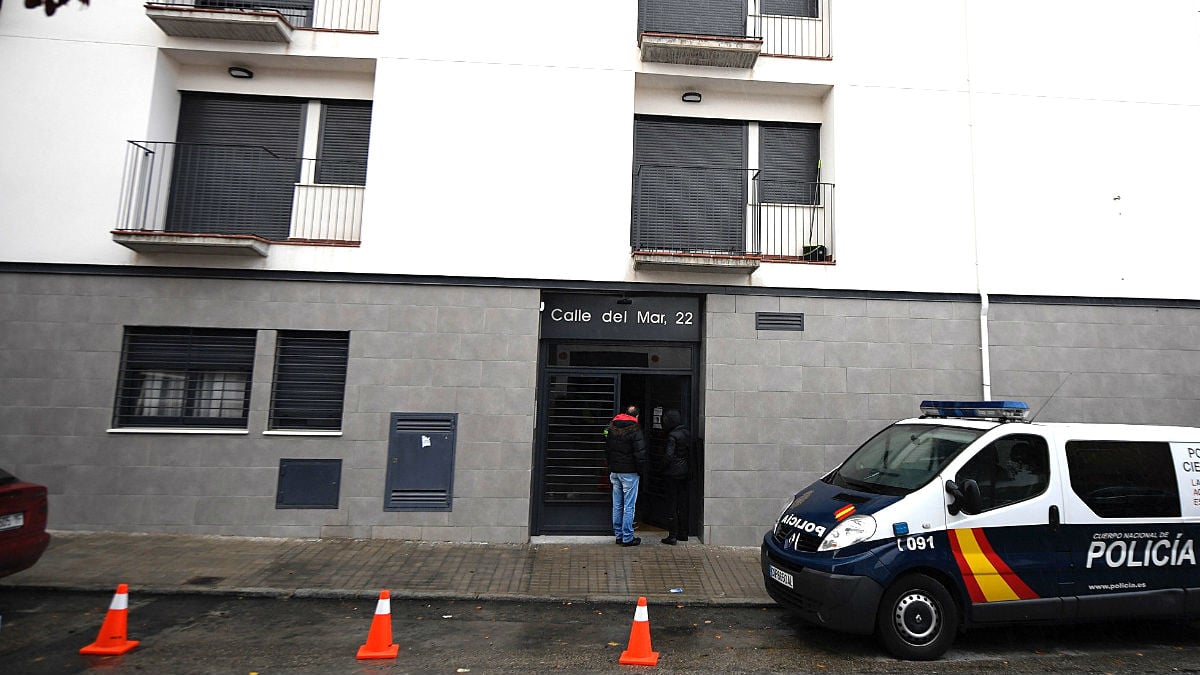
[170,93,372,240]
[761,0,819,18]
[955,434,1051,512]
[759,122,821,204]
[1066,441,1180,518]
[269,331,350,431]
[114,328,256,428]
[639,0,748,39]
[316,100,372,186]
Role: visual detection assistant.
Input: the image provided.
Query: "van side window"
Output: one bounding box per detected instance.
[955,435,1050,512]
[1065,441,1180,518]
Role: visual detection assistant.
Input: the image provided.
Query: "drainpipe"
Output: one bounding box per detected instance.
[963,0,991,401]
[979,292,991,401]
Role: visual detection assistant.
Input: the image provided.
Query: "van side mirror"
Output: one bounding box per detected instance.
[945,479,983,516]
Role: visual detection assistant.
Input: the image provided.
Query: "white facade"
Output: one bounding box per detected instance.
[1,1,1195,296]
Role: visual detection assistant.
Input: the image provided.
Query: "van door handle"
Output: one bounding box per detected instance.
[1048,505,1060,531]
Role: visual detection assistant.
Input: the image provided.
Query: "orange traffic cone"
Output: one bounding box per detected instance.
[619,596,659,666]
[356,589,399,659]
[80,583,140,655]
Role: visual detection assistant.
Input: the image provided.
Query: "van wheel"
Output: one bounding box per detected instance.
[876,573,958,660]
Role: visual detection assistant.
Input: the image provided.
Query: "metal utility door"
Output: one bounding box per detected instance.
[383,413,457,512]
[535,373,619,533]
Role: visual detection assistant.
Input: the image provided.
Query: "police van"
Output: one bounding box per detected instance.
[760,400,1200,660]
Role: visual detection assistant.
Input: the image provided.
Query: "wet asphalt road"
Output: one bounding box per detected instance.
[1,589,1198,674]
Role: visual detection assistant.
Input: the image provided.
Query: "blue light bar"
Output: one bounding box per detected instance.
[919,400,1030,421]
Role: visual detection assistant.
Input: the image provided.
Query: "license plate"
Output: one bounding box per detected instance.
[769,564,794,589]
[0,512,24,532]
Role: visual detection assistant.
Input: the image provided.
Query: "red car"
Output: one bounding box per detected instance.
[0,468,50,578]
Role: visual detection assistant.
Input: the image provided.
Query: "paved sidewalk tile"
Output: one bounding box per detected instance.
[0,532,772,606]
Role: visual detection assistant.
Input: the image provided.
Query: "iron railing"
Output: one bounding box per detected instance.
[750,0,831,58]
[145,0,381,32]
[116,141,365,243]
[639,0,830,58]
[632,166,834,262]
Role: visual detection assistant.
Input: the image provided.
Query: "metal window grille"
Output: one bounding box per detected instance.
[114,327,256,428]
[269,331,350,431]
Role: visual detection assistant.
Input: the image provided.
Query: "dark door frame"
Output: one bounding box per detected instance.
[530,341,700,537]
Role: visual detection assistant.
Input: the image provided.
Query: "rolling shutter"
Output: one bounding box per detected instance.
[195,0,314,28]
[760,122,820,204]
[639,0,747,39]
[633,115,747,253]
[316,100,372,186]
[761,0,819,18]
[169,92,305,240]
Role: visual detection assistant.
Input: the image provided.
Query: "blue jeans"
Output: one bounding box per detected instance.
[610,472,640,542]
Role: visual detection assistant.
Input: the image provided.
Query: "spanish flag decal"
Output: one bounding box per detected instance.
[948,528,1039,603]
[833,504,856,521]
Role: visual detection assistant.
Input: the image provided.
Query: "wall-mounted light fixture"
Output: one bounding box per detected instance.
[681,91,702,103]
[228,66,254,79]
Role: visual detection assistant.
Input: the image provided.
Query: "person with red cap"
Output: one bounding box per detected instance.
[605,405,648,546]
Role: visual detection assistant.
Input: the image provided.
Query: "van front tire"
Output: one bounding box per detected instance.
[876,573,958,660]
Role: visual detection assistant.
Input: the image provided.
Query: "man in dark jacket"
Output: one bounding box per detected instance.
[605,405,648,546]
[659,409,690,545]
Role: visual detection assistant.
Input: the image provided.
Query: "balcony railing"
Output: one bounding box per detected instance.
[638,0,830,64]
[115,141,364,254]
[632,166,834,266]
[145,0,380,40]
[750,0,831,59]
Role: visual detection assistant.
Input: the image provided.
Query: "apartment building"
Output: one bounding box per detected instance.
[0,1,1197,546]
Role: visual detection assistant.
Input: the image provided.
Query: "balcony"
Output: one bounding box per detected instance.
[638,0,830,67]
[114,141,364,256]
[631,166,834,273]
[145,0,381,42]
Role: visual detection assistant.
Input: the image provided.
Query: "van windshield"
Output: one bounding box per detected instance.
[826,424,985,496]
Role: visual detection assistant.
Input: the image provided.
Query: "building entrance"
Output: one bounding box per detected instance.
[532,293,702,537]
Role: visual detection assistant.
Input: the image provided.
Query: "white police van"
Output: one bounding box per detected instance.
[761,400,1200,660]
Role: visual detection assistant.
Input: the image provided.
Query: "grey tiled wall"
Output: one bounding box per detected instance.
[701,294,986,545]
[989,303,1200,425]
[5,271,1199,547]
[0,272,540,543]
[700,295,1200,546]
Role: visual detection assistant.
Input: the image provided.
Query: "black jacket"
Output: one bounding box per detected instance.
[604,414,648,475]
[661,409,690,479]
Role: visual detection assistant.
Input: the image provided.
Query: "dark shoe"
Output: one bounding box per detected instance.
[660,536,677,545]
[621,537,641,547]
[675,535,689,542]
[615,536,623,545]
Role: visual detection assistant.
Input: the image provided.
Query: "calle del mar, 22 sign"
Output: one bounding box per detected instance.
[540,294,701,341]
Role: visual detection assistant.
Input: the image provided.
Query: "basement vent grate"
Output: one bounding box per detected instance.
[756,312,805,331]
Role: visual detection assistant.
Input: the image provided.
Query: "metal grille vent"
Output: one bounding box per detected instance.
[394,417,455,433]
[388,489,448,509]
[756,312,806,331]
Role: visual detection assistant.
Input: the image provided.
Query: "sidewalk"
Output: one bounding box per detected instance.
[0,531,773,606]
